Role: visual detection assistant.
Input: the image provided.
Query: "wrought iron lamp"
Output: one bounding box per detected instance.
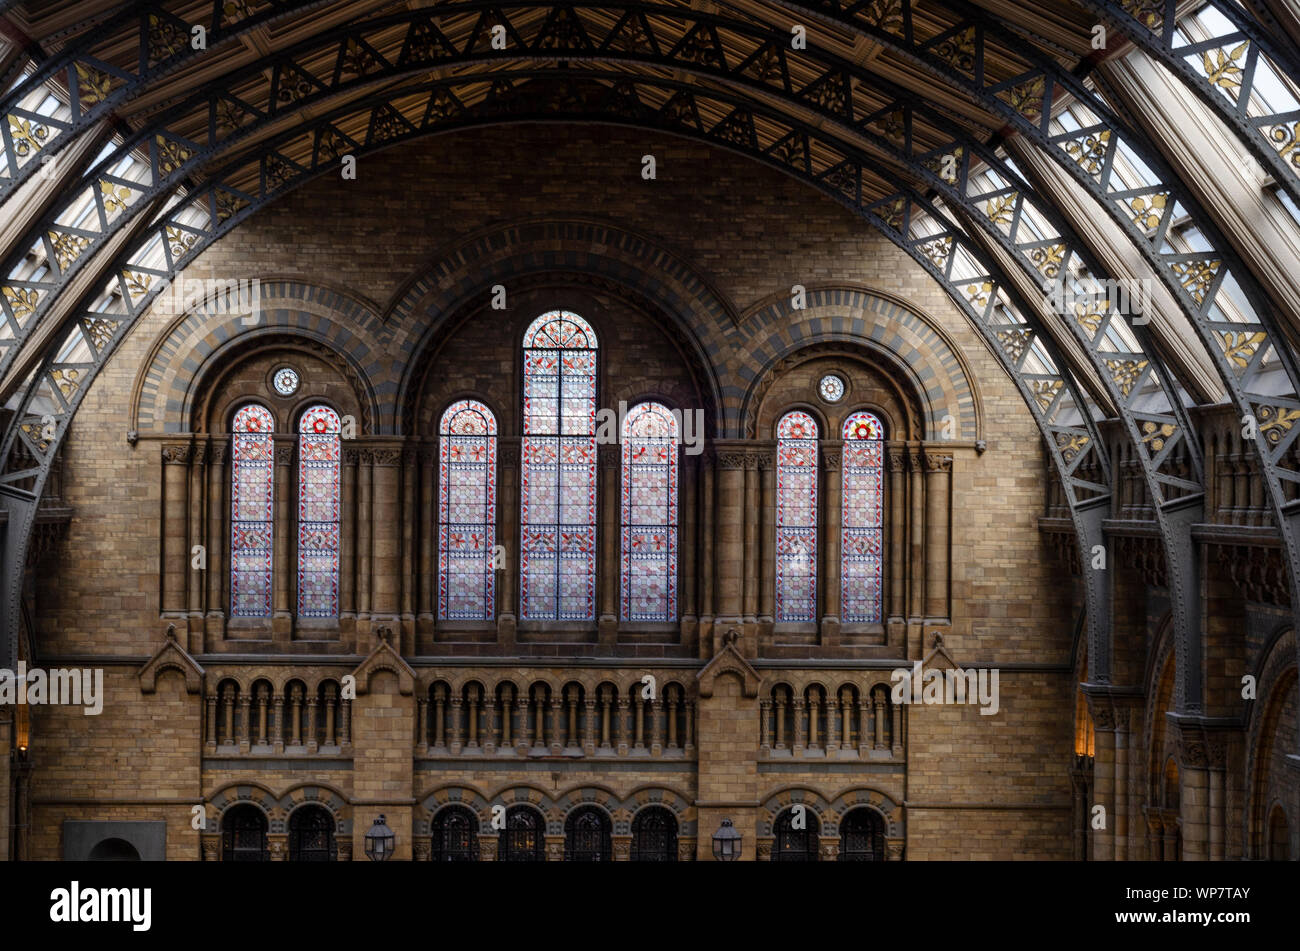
[364,815,395,861]
[712,818,742,861]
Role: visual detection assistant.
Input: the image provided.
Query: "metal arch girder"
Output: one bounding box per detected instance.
[0,0,344,203]
[0,3,1127,403]
[6,0,1299,517]
[1079,0,1300,203]
[767,0,1300,666]
[0,4,1183,429]
[0,71,1113,675]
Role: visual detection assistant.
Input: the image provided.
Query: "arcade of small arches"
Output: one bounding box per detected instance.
[192,782,897,862]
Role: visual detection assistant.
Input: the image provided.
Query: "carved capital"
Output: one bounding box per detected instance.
[343,447,361,466]
[717,451,749,470]
[274,444,294,466]
[370,448,402,467]
[886,450,906,472]
[821,450,841,472]
[209,442,228,465]
[923,450,954,473]
[499,444,521,466]
[161,443,192,465]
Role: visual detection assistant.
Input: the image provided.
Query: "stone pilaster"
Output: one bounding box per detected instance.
[161,442,192,620]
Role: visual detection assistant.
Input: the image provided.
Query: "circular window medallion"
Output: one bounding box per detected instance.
[818,373,846,403]
[272,366,300,396]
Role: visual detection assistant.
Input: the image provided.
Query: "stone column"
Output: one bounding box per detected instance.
[449,697,463,756]
[401,447,418,629]
[742,452,759,624]
[272,695,284,754]
[356,450,372,622]
[497,441,519,642]
[857,697,869,756]
[821,443,842,645]
[238,695,252,753]
[206,443,227,640]
[758,447,775,627]
[418,446,436,629]
[416,697,428,752]
[885,445,907,647]
[1209,738,1226,861]
[272,437,295,642]
[681,453,698,642]
[583,698,597,756]
[907,448,925,656]
[1089,698,1116,861]
[714,448,747,652]
[161,443,191,620]
[340,448,358,626]
[1177,724,1210,862]
[370,446,403,648]
[515,696,531,752]
[188,444,207,633]
[205,696,218,754]
[759,699,771,754]
[549,698,563,755]
[922,448,952,623]
[340,700,352,750]
[599,445,620,645]
[684,699,695,753]
[616,696,630,755]
[792,697,806,756]
[305,696,319,753]
[699,451,716,658]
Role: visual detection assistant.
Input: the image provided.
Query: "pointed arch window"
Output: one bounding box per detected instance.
[438,399,498,620]
[841,411,885,624]
[297,405,341,617]
[775,410,818,623]
[230,404,274,617]
[521,310,597,621]
[621,401,679,622]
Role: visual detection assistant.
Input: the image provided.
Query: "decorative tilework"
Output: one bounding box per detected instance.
[620,401,678,622]
[841,411,885,623]
[297,404,341,617]
[521,311,597,621]
[438,399,497,620]
[231,404,274,617]
[775,410,818,622]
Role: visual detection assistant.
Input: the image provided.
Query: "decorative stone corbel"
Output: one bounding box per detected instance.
[138,623,204,694]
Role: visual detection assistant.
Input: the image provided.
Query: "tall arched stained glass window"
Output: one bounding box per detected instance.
[438,399,497,620]
[621,401,679,622]
[230,404,274,617]
[841,411,885,623]
[521,311,598,621]
[297,405,341,617]
[775,410,818,623]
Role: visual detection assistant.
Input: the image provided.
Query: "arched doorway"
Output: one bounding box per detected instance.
[772,807,820,861]
[498,805,546,862]
[431,805,480,861]
[88,838,141,861]
[288,805,337,861]
[630,806,678,862]
[564,806,612,861]
[838,808,886,861]
[221,805,269,862]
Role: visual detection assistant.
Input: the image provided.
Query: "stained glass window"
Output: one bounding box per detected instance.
[230,404,274,617]
[841,411,885,623]
[521,310,597,621]
[438,399,497,620]
[775,410,818,622]
[297,405,341,617]
[621,401,678,622]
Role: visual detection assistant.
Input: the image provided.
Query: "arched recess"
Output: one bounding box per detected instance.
[390,218,728,437]
[415,783,494,836]
[738,285,981,442]
[0,82,1112,680]
[204,783,280,832]
[129,283,384,436]
[1245,627,1298,858]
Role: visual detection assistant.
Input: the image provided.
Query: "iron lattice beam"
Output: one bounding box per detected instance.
[1075,0,1300,207]
[0,72,1113,681]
